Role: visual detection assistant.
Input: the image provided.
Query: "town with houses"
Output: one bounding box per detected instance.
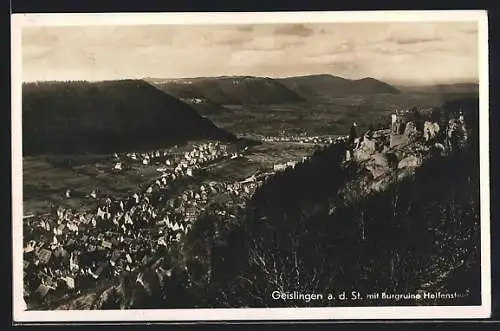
[22,107,468,309]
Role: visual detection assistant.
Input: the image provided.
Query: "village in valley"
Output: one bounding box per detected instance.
[22,104,469,309]
[22,130,346,307]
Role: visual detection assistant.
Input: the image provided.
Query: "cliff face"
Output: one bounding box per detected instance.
[340,112,469,204]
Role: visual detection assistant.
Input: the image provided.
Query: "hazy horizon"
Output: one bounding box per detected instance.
[22,22,479,86]
[21,74,480,87]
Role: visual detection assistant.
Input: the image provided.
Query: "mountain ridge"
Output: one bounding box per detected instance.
[277,74,401,100]
[146,76,306,105]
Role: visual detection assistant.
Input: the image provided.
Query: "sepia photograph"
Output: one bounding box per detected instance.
[11,10,490,322]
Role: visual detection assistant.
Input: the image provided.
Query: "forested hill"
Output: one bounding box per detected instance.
[146,76,306,105]
[277,74,400,100]
[22,80,236,155]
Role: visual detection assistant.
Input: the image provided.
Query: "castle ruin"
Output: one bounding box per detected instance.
[347,107,468,165]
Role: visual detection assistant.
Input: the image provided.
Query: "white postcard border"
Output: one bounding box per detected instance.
[11,10,491,322]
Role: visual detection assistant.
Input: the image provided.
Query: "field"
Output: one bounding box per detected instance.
[207,142,319,181]
[24,154,155,214]
[190,92,473,138]
[23,140,320,216]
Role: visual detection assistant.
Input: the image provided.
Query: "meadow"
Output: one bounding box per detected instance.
[191,92,474,138]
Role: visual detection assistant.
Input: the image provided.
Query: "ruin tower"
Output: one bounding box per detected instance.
[391,109,407,135]
[389,108,412,148]
[391,112,398,133]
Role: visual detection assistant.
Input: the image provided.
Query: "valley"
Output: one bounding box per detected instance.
[20,74,480,310]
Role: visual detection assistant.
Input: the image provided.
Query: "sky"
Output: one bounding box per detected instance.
[21,21,479,85]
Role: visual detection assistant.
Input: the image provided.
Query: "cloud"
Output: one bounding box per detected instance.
[239,35,306,52]
[229,49,286,68]
[280,39,306,48]
[387,36,443,45]
[327,60,360,71]
[461,27,478,35]
[196,28,254,47]
[21,22,479,84]
[332,41,356,53]
[237,25,254,32]
[217,35,254,46]
[22,45,52,61]
[274,24,314,37]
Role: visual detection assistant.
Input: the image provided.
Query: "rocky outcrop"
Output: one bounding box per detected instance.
[364,152,391,179]
[343,116,456,201]
[404,121,424,143]
[404,121,418,136]
[446,118,468,151]
[353,136,377,161]
[398,154,422,169]
[389,133,409,148]
[424,121,440,142]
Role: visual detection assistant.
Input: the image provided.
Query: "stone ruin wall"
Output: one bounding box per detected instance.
[348,107,468,169]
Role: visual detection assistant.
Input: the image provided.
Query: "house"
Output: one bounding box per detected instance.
[53,246,67,259]
[142,254,153,265]
[56,223,66,236]
[96,207,106,220]
[35,284,51,298]
[90,262,108,279]
[240,175,256,184]
[68,251,80,271]
[64,276,75,289]
[273,164,287,171]
[101,240,112,249]
[110,250,122,266]
[37,248,52,265]
[110,237,120,247]
[158,237,167,247]
[185,207,197,222]
[24,241,36,253]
